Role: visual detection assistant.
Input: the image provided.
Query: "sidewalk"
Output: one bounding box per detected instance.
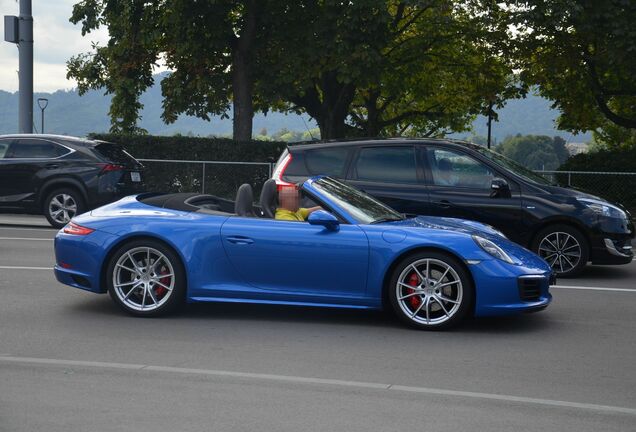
[0,214,51,228]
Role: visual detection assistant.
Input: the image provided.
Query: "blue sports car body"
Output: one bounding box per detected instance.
[54,176,553,329]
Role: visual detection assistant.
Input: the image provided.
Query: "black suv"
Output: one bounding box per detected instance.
[272,138,634,277]
[0,134,144,228]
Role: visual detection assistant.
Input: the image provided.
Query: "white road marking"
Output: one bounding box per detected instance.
[0,355,634,416]
[0,237,53,241]
[552,285,635,293]
[0,266,52,270]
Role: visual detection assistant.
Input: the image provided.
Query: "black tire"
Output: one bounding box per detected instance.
[43,187,85,228]
[106,239,186,317]
[531,224,589,278]
[388,251,474,330]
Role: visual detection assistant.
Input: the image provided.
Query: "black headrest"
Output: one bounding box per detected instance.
[259,179,278,218]
[234,184,255,217]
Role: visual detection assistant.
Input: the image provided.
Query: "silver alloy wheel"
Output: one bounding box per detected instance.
[395,258,463,326]
[537,231,581,274]
[48,193,77,224]
[112,247,175,312]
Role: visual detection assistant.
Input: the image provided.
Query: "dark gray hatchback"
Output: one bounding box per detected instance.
[272,138,634,277]
[0,134,144,228]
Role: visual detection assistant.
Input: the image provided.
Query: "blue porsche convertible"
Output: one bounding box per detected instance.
[54,176,554,329]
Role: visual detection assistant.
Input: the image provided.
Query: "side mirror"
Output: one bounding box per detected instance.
[490,178,511,198]
[308,210,340,231]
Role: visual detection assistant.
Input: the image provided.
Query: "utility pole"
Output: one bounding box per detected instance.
[4,0,33,133]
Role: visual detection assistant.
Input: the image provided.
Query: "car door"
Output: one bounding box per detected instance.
[345,145,429,215]
[0,138,71,207]
[220,217,369,298]
[423,146,524,240]
[0,138,16,206]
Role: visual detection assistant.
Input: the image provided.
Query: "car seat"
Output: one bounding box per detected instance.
[234,183,256,217]
[259,179,278,218]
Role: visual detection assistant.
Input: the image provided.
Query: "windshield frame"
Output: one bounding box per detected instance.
[302,176,405,225]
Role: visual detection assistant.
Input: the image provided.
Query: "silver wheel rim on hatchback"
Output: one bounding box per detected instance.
[537,232,581,274]
[113,247,175,312]
[396,258,463,326]
[49,193,77,224]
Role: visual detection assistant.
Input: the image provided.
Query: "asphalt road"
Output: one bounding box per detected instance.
[1,218,635,431]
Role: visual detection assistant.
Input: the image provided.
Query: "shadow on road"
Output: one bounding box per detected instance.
[67,296,553,334]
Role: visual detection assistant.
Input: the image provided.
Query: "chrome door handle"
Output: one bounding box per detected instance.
[437,200,452,209]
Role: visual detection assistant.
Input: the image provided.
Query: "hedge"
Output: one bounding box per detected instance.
[89,134,289,198]
[89,133,287,162]
[558,147,636,215]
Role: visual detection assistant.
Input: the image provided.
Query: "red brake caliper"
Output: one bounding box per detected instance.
[406,272,421,310]
[155,268,169,299]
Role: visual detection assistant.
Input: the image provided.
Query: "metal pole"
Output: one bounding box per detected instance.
[487,101,493,149]
[18,0,33,133]
[201,163,206,194]
[40,106,44,133]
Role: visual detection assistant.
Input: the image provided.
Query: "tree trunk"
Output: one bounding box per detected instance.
[231,0,258,141]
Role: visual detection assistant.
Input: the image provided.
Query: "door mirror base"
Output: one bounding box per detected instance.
[308,210,340,231]
[490,178,511,198]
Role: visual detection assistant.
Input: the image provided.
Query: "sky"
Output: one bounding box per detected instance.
[0,0,109,92]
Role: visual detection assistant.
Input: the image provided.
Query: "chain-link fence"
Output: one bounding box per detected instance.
[138,159,273,200]
[536,170,636,215]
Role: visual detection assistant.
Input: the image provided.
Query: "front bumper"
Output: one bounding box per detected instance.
[470,259,553,317]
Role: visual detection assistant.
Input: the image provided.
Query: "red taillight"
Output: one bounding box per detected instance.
[272,153,295,190]
[63,222,95,235]
[98,163,124,173]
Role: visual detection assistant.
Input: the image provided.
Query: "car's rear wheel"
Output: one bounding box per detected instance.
[106,239,185,317]
[532,224,588,278]
[44,188,85,228]
[388,251,473,330]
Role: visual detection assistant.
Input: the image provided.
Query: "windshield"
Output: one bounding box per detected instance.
[308,177,404,224]
[473,146,555,186]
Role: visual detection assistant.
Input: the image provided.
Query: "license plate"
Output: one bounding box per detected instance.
[130,172,141,182]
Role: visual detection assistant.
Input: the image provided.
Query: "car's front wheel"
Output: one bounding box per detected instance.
[106,239,186,317]
[44,188,85,228]
[532,224,588,278]
[388,251,473,330]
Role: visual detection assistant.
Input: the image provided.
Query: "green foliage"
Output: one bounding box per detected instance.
[89,133,285,162]
[590,122,636,151]
[503,0,636,136]
[496,134,569,170]
[68,1,520,140]
[67,0,161,134]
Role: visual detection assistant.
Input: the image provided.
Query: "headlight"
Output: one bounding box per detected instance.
[577,198,626,219]
[472,235,514,264]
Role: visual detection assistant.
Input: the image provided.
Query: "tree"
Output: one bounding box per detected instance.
[497,134,569,170]
[504,0,636,135]
[260,0,520,139]
[67,0,162,133]
[68,0,264,140]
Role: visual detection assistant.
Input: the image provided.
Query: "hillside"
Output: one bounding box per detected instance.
[0,74,590,141]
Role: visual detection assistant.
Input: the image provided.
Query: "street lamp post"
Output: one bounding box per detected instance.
[37,97,48,134]
[487,100,494,150]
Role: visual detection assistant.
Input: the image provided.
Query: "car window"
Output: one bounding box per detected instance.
[427,148,494,189]
[305,147,349,177]
[354,146,418,183]
[0,140,11,158]
[6,139,69,159]
[93,142,138,165]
